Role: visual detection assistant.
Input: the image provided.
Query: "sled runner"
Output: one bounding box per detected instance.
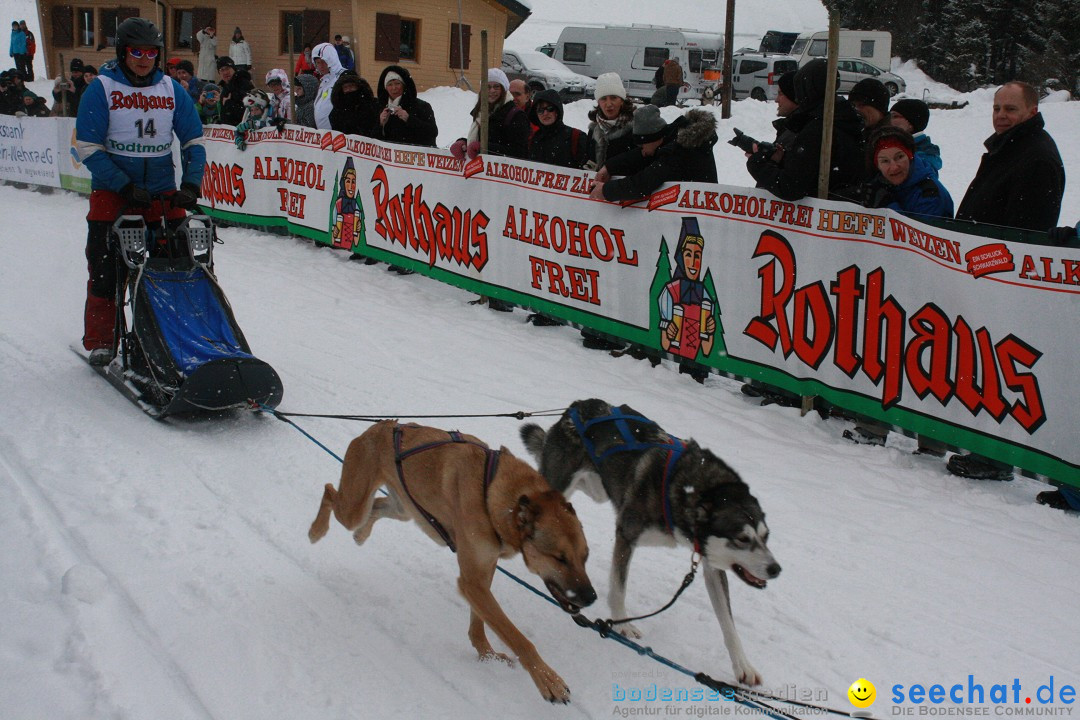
[77,208,283,419]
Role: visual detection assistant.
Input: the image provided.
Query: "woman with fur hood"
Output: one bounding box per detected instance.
[585,72,636,170]
[591,104,718,202]
[376,64,438,147]
[329,71,379,137]
[450,68,529,160]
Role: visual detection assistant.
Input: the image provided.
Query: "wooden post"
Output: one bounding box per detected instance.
[59,52,68,116]
[802,13,841,417]
[288,25,296,122]
[479,30,489,154]
[721,0,735,119]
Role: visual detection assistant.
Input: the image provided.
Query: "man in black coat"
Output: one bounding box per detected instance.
[329,71,379,138]
[955,81,1065,233]
[216,56,254,126]
[527,89,587,169]
[744,58,864,202]
[590,104,717,202]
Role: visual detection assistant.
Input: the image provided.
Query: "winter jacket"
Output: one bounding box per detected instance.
[74,60,205,195]
[864,154,954,219]
[956,113,1065,233]
[586,102,635,170]
[52,78,83,116]
[219,68,254,125]
[294,52,315,77]
[746,97,864,202]
[311,42,344,130]
[914,133,942,175]
[195,30,217,81]
[662,60,683,87]
[527,89,586,168]
[196,100,220,125]
[229,39,252,67]
[293,73,318,128]
[24,29,35,55]
[603,109,718,202]
[335,45,355,71]
[9,29,26,56]
[376,65,438,147]
[329,72,379,137]
[465,94,530,159]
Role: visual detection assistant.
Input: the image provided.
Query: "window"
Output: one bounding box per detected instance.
[376,13,421,62]
[100,7,138,49]
[643,46,669,68]
[51,5,74,48]
[741,59,768,74]
[281,10,329,54]
[449,23,470,69]
[860,40,875,59]
[179,9,215,52]
[77,7,94,47]
[562,42,586,63]
[774,60,798,74]
[808,39,827,57]
[858,62,879,76]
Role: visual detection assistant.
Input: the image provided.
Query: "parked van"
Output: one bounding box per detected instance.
[553,25,724,102]
[789,30,892,71]
[730,52,800,101]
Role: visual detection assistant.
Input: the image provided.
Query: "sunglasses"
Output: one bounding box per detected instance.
[127,48,159,59]
[536,105,557,114]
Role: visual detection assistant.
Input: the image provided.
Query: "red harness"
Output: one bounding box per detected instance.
[392,423,501,553]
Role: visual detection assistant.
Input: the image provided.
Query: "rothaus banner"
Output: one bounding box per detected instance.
[194,124,1078,485]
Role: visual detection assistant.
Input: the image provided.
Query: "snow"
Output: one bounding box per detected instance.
[3,0,1080,718]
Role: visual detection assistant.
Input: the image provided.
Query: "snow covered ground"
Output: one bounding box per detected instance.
[3,0,1080,718]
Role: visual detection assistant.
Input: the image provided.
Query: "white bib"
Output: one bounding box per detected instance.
[98,74,177,158]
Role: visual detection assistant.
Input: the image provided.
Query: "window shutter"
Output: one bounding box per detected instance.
[52,5,75,48]
[450,23,470,69]
[191,8,216,53]
[303,9,330,47]
[375,13,400,62]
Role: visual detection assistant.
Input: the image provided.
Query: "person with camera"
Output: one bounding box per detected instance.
[376,64,437,147]
[195,82,222,124]
[195,25,217,82]
[75,17,206,365]
[743,58,863,202]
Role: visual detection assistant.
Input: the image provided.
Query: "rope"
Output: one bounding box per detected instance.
[269,407,568,422]
[257,404,854,719]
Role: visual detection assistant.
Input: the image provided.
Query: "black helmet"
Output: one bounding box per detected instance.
[115,17,164,62]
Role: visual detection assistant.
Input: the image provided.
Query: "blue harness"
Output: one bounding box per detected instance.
[568,406,687,538]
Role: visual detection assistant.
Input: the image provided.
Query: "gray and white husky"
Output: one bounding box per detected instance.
[520,398,780,686]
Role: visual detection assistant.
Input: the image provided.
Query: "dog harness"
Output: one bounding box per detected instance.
[567,406,686,538]
[391,423,501,554]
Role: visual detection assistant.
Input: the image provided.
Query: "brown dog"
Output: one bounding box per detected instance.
[308,420,596,703]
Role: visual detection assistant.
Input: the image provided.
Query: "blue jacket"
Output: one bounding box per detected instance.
[881,154,954,219]
[75,60,206,194]
[9,29,26,56]
[914,133,942,176]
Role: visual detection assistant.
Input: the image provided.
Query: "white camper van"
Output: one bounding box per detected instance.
[789,30,893,71]
[554,25,724,102]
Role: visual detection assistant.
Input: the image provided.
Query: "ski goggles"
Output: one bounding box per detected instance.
[127,48,160,59]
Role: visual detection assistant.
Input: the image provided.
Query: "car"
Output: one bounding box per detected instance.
[836,57,906,96]
[729,52,800,101]
[501,49,597,100]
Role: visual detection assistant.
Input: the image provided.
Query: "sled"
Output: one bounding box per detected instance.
[79,210,283,419]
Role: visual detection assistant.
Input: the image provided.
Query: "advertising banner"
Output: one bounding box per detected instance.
[0,115,64,186]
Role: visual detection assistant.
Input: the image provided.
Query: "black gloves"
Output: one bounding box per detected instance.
[273,117,287,134]
[173,183,201,210]
[121,183,152,207]
[1047,225,1078,247]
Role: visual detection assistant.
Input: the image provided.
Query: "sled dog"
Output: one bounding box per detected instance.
[308,420,596,703]
[520,399,780,686]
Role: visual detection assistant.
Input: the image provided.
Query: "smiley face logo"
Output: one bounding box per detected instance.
[848,678,876,708]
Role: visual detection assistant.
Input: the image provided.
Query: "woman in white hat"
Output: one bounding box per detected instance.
[585,72,636,169]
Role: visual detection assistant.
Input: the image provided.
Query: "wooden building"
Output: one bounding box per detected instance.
[37,0,530,90]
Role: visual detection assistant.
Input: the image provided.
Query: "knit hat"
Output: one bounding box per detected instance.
[383,70,403,88]
[594,72,626,100]
[632,104,668,144]
[487,67,510,92]
[867,126,916,169]
[849,78,890,115]
[776,71,796,101]
[341,35,350,45]
[265,68,288,86]
[177,59,195,75]
[201,82,221,95]
[70,58,84,72]
[82,65,97,75]
[890,98,930,133]
[216,56,235,70]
